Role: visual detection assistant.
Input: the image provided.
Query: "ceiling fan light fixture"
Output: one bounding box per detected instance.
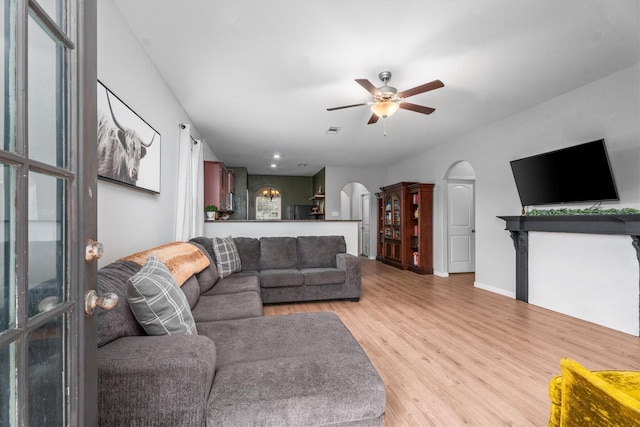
[371,101,400,118]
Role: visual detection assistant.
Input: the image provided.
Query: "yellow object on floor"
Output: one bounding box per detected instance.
[548,358,640,426]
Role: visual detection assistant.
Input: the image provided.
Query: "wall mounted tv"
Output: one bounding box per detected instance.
[510,139,619,207]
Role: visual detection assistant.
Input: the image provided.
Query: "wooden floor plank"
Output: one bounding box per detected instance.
[264,259,640,426]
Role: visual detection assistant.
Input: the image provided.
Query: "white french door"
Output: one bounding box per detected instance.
[0,1,98,425]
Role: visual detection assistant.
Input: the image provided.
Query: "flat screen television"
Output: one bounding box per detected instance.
[510,139,619,207]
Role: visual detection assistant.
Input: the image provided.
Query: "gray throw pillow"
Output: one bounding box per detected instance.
[127,255,197,336]
[212,236,241,278]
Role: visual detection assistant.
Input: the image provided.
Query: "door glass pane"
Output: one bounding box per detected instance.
[28,172,65,318]
[33,0,64,28]
[27,316,65,426]
[1,164,16,331]
[2,1,16,153]
[0,341,16,426]
[28,14,66,168]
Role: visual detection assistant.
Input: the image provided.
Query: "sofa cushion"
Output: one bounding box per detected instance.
[188,241,219,293]
[191,292,263,322]
[189,237,215,259]
[212,236,242,278]
[259,269,304,288]
[127,255,197,336]
[97,260,146,347]
[297,235,346,269]
[233,237,261,271]
[181,275,201,310]
[260,237,298,269]
[301,268,346,286]
[202,273,260,296]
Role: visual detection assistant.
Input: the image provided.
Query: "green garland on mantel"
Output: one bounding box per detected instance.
[525,207,640,216]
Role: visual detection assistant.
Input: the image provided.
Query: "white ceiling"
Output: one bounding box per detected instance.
[113,0,639,176]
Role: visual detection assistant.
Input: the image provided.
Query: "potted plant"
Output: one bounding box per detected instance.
[204,204,218,220]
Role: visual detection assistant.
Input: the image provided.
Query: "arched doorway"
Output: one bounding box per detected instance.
[444,161,476,273]
[340,182,370,257]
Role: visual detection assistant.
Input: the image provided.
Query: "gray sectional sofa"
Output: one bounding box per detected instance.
[96,239,385,426]
[191,235,361,304]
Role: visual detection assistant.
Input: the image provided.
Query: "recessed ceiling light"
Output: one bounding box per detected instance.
[298,163,307,167]
[273,154,281,159]
[270,163,277,168]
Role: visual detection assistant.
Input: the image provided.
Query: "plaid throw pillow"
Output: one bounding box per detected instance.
[127,255,197,335]
[212,236,241,278]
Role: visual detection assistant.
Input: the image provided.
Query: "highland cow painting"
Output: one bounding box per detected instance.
[97,81,161,193]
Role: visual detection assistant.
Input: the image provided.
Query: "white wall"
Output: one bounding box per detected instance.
[326,64,639,297]
[97,0,202,265]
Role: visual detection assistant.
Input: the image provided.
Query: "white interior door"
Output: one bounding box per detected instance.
[447,181,475,273]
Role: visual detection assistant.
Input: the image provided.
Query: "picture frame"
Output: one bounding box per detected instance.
[97,80,161,193]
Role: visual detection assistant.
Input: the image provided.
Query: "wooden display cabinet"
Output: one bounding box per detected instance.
[377,182,434,274]
[378,182,412,269]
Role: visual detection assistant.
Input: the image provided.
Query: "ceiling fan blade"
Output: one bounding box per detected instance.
[397,79,444,98]
[400,102,435,115]
[326,103,368,111]
[355,79,382,96]
[367,114,379,125]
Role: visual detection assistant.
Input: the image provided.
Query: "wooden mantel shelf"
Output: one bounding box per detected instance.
[498,214,640,235]
[498,214,640,308]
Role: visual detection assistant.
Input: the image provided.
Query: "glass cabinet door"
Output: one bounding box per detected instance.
[384,195,392,225]
[392,194,400,225]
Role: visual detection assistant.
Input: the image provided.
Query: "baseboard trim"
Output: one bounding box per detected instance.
[474,281,516,299]
[434,271,449,278]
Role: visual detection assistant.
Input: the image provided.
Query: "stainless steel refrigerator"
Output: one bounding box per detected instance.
[289,204,314,220]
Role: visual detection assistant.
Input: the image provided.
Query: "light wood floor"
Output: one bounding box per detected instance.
[264,258,640,426]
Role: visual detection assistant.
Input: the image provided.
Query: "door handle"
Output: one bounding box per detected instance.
[84,238,116,315]
[85,239,104,262]
[85,290,118,316]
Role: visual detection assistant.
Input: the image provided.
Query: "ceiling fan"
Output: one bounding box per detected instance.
[327,71,444,125]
